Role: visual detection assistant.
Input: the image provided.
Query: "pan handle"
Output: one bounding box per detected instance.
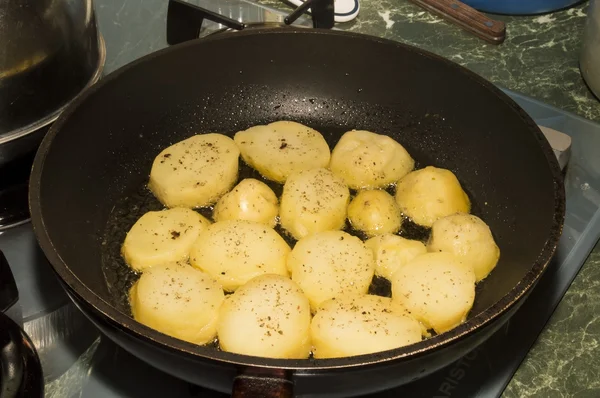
[231,369,293,398]
[407,0,506,44]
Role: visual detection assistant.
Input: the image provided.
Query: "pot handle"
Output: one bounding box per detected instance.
[231,369,293,398]
[0,251,44,398]
[407,0,506,44]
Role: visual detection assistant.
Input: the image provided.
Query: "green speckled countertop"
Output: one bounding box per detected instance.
[258,0,600,396]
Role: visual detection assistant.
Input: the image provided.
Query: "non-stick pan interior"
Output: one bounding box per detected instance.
[32,29,562,366]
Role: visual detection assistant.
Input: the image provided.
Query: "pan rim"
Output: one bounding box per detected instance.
[29,27,565,371]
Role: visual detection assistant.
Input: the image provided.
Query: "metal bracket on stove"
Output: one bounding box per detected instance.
[166,0,335,45]
[285,0,335,29]
[538,125,572,171]
[167,0,245,45]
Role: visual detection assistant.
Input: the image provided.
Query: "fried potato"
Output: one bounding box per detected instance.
[311,295,422,358]
[217,274,312,359]
[428,213,500,282]
[233,121,330,183]
[149,134,240,208]
[212,178,279,227]
[280,168,350,240]
[395,166,470,227]
[391,252,475,334]
[364,234,427,280]
[348,190,402,237]
[190,220,290,291]
[287,231,375,311]
[329,130,414,189]
[122,208,211,272]
[130,263,224,345]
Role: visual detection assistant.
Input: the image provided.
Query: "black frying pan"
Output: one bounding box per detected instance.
[28,6,564,397]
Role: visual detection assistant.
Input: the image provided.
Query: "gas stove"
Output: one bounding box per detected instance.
[1,0,599,397]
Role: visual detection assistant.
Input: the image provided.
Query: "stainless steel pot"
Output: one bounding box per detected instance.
[581,0,600,100]
[0,0,105,167]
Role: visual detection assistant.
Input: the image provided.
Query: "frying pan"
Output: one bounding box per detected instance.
[28,1,564,396]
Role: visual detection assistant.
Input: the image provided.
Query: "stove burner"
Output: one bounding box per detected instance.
[0,150,36,230]
[166,0,333,46]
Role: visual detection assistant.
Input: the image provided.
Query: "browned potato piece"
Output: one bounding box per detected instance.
[348,190,402,237]
[233,121,330,183]
[364,234,427,280]
[287,231,375,311]
[391,252,475,334]
[149,134,240,208]
[427,213,500,282]
[311,295,422,358]
[122,208,211,272]
[190,220,290,292]
[395,166,470,227]
[217,274,312,359]
[130,263,224,345]
[330,130,414,189]
[279,168,350,240]
[212,178,279,227]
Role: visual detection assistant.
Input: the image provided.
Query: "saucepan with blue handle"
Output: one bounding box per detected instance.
[405,0,585,44]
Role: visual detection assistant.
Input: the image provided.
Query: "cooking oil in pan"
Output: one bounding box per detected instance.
[100,155,447,314]
[101,141,485,353]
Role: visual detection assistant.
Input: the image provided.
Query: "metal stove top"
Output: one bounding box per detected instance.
[1,0,599,397]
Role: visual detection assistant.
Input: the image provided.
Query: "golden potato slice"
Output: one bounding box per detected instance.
[217,274,312,359]
[311,295,422,358]
[279,167,350,240]
[395,166,470,227]
[330,130,414,189]
[212,178,278,227]
[233,121,330,183]
[391,252,475,334]
[287,231,375,311]
[428,213,500,282]
[122,208,211,272]
[149,134,240,208]
[364,234,427,280]
[130,263,224,345]
[348,190,402,237]
[190,220,290,291]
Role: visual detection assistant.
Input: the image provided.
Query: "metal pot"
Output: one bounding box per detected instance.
[0,0,106,167]
[581,0,600,99]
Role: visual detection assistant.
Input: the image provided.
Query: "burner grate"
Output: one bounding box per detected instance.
[167,0,333,45]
